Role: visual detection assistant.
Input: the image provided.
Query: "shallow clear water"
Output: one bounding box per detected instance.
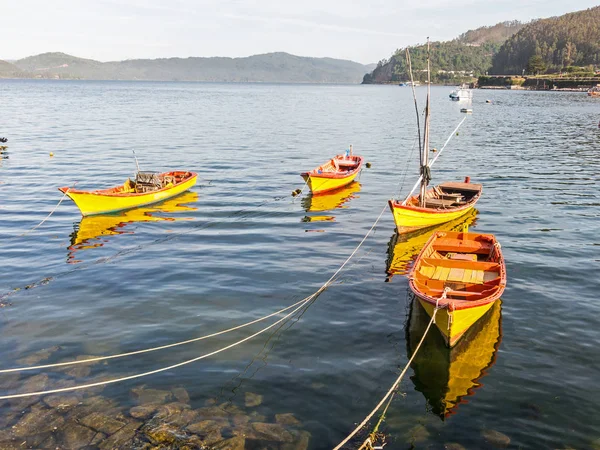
[0,80,599,449]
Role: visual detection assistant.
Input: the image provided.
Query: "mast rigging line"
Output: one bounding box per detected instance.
[0,205,389,399]
[400,116,467,205]
[334,302,441,450]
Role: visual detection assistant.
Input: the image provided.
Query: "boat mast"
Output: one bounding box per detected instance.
[419,38,431,208]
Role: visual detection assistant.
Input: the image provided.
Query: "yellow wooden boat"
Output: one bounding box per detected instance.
[301,153,363,195]
[389,41,481,234]
[389,181,482,233]
[59,171,197,216]
[385,208,477,280]
[67,191,198,261]
[409,231,506,347]
[407,298,502,419]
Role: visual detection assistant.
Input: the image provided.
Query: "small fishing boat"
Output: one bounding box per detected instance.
[460,108,473,114]
[301,147,364,195]
[389,42,481,234]
[407,297,502,419]
[59,171,197,216]
[409,230,506,347]
[449,84,473,101]
[588,85,600,97]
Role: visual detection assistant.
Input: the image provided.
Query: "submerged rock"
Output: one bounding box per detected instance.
[251,422,294,442]
[97,419,141,450]
[172,386,190,404]
[281,430,311,450]
[60,420,96,448]
[245,392,263,407]
[130,404,160,420]
[78,411,126,435]
[16,345,61,366]
[276,413,301,426]
[481,429,511,448]
[212,435,246,450]
[131,386,173,405]
[195,405,229,419]
[444,443,467,450]
[43,394,81,410]
[248,411,267,423]
[12,404,65,437]
[405,424,430,444]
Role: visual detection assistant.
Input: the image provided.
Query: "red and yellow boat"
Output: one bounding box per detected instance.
[59,171,197,216]
[409,231,506,347]
[301,152,363,195]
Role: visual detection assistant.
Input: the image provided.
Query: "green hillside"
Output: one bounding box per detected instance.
[11,52,374,83]
[363,21,524,84]
[0,60,29,78]
[491,6,600,74]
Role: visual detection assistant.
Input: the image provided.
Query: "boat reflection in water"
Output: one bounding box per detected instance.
[301,181,361,224]
[67,191,198,262]
[407,297,502,420]
[385,208,478,281]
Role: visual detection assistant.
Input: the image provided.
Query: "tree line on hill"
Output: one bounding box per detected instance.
[363,6,600,84]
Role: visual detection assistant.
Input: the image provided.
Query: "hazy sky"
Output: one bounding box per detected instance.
[3,0,599,64]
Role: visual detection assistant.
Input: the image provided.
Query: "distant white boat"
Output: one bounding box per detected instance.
[449,84,473,101]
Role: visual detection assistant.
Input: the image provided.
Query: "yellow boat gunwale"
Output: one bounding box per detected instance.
[388,183,482,234]
[59,171,198,216]
[301,154,364,195]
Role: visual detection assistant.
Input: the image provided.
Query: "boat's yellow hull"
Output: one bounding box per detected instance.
[65,175,197,216]
[302,171,359,195]
[389,201,476,234]
[418,298,496,347]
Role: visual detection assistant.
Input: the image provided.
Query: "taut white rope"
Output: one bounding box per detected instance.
[0,296,314,374]
[0,205,389,399]
[20,184,76,236]
[401,117,467,205]
[334,299,442,450]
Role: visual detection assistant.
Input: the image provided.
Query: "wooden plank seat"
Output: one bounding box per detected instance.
[432,238,493,254]
[438,181,483,194]
[425,198,458,208]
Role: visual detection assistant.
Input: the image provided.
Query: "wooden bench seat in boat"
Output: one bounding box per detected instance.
[425,198,458,208]
[418,259,500,284]
[438,181,483,194]
[432,238,493,254]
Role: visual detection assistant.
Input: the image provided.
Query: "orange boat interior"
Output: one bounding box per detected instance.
[412,232,504,303]
[306,155,362,177]
[65,171,194,196]
[404,182,482,210]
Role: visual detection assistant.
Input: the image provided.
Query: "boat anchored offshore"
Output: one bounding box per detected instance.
[59,171,197,216]
[588,85,600,97]
[408,230,506,347]
[389,42,481,234]
[449,84,473,101]
[300,146,364,195]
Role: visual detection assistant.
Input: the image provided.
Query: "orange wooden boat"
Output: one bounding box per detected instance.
[409,231,506,347]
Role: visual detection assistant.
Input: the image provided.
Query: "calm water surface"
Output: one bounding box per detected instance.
[0,80,599,449]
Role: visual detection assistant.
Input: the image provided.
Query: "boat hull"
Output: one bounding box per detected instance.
[389,181,482,233]
[408,231,506,347]
[60,172,197,216]
[301,154,363,195]
[418,298,496,347]
[302,171,359,194]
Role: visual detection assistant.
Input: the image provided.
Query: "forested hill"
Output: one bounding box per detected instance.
[491,6,600,74]
[362,21,524,84]
[4,52,375,83]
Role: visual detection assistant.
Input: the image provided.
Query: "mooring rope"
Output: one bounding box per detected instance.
[0,296,315,374]
[0,204,389,399]
[19,184,76,236]
[334,299,442,450]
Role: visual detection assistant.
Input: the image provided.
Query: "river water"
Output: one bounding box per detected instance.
[0,80,599,449]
